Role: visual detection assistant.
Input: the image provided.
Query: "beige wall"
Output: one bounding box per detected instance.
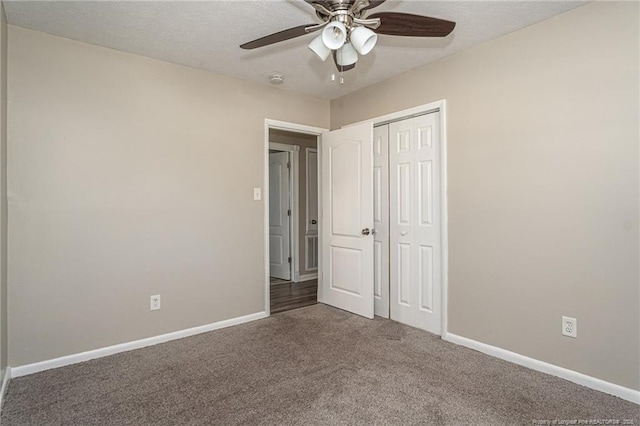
[331,2,639,390]
[7,26,329,366]
[269,129,318,277]
[0,1,7,383]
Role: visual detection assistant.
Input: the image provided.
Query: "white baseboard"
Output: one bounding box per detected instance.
[0,366,11,411]
[443,332,639,405]
[11,311,269,378]
[295,272,318,282]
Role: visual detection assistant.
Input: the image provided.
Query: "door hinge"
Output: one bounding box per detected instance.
[288,257,292,263]
[287,162,291,169]
[287,209,291,216]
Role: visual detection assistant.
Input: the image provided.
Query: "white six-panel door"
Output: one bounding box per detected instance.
[320,122,374,319]
[269,151,291,280]
[373,125,390,318]
[389,113,442,333]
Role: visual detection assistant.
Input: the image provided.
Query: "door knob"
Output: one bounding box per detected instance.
[311,220,317,224]
[361,228,371,235]
[401,231,407,236]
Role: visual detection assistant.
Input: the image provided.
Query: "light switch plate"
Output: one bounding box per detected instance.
[253,188,261,200]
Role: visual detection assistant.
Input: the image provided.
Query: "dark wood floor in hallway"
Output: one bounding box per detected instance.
[270,278,317,314]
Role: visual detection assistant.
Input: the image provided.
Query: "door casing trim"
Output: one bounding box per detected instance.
[264,120,328,315]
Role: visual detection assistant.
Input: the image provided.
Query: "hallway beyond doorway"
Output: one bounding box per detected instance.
[270,278,317,314]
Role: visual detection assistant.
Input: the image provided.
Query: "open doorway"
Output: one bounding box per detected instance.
[268,127,321,314]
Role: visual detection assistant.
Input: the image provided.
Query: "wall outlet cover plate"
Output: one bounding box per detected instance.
[562,316,577,338]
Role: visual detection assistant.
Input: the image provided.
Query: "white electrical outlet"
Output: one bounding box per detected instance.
[562,316,577,338]
[150,295,161,311]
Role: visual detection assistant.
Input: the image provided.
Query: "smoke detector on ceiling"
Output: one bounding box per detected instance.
[269,74,285,85]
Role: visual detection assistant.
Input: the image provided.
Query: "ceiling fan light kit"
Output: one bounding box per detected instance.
[336,42,358,66]
[240,0,456,76]
[350,26,378,55]
[322,21,348,50]
[313,21,376,67]
[309,35,331,61]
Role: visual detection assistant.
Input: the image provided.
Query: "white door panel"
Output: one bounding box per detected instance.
[321,122,374,319]
[269,151,291,280]
[390,113,442,333]
[373,125,389,318]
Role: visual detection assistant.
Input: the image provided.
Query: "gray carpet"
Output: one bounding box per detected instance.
[2,304,638,425]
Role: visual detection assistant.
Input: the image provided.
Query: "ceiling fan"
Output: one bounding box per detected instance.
[240,0,456,73]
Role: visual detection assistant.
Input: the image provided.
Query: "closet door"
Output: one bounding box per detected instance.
[389,113,442,334]
[373,125,389,318]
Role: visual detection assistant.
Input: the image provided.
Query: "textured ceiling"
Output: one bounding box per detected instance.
[3,0,588,100]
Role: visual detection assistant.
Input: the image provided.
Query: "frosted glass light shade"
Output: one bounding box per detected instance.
[336,42,358,66]
[308,35,331,61]
[350,26,378,55]
[322,21,347,50]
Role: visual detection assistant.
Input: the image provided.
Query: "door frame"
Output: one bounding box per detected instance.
[344,99,449,336]
[268,142,299,282]
[264,119,328,315]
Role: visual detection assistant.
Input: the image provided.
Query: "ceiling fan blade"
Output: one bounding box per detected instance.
[240,24,319,50]
[368,12,456,37]
[332,51,356,72]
